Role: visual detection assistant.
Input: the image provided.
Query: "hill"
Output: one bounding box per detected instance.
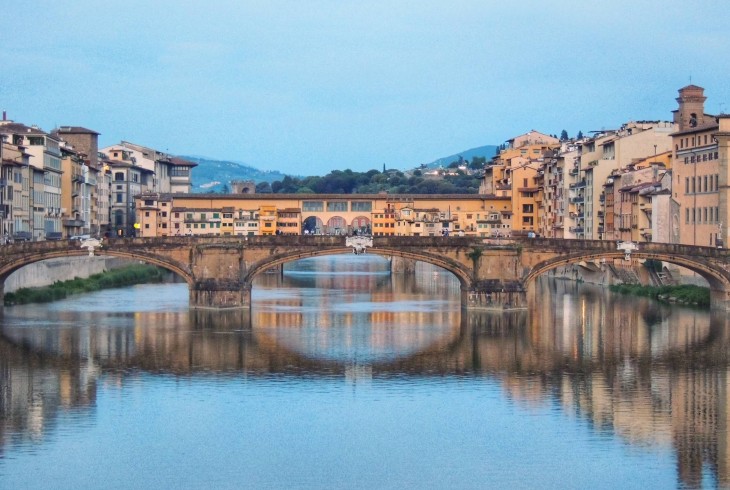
[181,156,288,193]
[182,143,498,193]
[423,145,498,169]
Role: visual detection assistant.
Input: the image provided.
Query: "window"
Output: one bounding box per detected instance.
[351,201,372,212]
[326,201,348,212]
[213,213,220,219]
[116,193,123,203]
[145,211,150,217]
[302,201,324,212]
[115,172,124,181]
[170,167,189,177]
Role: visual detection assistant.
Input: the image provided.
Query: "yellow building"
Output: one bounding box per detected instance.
[671,85,726,247]
[277,208,302,235]
[259,205,277,235]
[481,131,560,236]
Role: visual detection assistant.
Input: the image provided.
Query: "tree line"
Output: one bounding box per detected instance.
[245,157,486,195]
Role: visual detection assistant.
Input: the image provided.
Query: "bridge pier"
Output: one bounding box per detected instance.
[710,289,730,311]
[464,281,527,310]
[190,279,250,309]
[390,256,417,274]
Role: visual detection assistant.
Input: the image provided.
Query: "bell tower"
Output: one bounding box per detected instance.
[674,85,708,131]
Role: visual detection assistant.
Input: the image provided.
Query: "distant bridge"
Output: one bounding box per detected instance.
[1,236,730,310]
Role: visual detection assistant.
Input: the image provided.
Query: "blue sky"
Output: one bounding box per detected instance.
[2,0,730,174]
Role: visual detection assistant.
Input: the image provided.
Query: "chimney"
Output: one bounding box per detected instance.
[2,111,5,121]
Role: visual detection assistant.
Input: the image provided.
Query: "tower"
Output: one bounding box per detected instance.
[674,85,709,131]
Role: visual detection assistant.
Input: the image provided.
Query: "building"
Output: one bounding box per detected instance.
[100,141,196,193]
[134,193,512,238]
[0,120,64,240]
[671,85,726,247]
[571,121,675,240]
[54,126,109,236]
[481,131,560,236]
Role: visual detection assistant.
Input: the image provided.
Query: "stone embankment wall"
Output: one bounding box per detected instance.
[5,257,136,293]
[548,262,709,287]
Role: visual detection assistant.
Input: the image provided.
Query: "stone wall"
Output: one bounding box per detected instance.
[5,257,136,292]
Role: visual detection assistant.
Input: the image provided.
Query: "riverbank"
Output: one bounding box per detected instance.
[3,264,168,305]
[4,256,135,293]
[609,284,710,307]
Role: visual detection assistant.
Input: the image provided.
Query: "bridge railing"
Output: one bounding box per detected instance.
[2,235,728,260]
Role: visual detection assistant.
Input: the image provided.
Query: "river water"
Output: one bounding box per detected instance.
[0,255,728,489]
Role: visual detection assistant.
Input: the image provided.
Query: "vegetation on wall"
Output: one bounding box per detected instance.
[609,284,710,307]
[4,264,168,306]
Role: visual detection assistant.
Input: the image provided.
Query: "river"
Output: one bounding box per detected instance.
[0,255,728,489]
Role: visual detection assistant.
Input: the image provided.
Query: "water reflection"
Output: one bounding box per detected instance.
[0,257,729,487]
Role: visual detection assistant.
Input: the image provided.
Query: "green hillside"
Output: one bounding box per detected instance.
[181,156,288,193]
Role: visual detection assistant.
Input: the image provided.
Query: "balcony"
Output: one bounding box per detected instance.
[569,226,584,234]
[569,180,586,190]
[569,197,583,203]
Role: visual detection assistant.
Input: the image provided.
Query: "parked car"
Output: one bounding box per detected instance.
[46,232,63,240]
[12,231,32,242]
[69,234,91,241]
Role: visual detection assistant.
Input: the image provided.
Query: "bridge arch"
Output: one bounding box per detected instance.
[523,251,730,305]
[0,247,195,290]
[242,246,473,290]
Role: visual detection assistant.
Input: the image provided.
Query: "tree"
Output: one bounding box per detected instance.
[576,130,584,140]
[560,129,569,141]
[255,182,272,193]
[220,183,230,194]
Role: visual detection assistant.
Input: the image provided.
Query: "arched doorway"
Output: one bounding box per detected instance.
[326,216,346,235]
[303,216,324,235]
[351,216,371,235]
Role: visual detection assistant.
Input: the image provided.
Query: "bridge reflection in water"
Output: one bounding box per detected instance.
[1,275,730,487]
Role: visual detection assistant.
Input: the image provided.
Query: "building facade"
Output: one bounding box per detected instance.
[135,193,513,238]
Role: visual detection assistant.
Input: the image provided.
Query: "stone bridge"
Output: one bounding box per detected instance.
[1,236,730,310]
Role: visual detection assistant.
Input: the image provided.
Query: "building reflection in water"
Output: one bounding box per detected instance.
[0,259,729,487]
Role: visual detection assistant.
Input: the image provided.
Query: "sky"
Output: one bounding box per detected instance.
[2,0,730,175]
